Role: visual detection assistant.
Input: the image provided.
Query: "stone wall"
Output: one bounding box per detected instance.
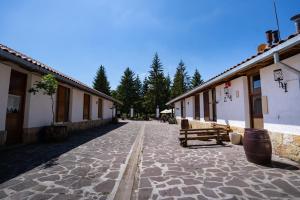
[1,119,112,145]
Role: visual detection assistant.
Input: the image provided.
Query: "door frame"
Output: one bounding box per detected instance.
[5,70,27,144]
[247,72,264,129]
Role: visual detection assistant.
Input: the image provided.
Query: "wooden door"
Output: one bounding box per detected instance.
[83,94,90,120]
[249,74,264,129]
[212,88,217,122]
[56,85,70,122]
[203,91,210,121]
[194,94,200,120]
[5,70,27,145]
[180,100,185,118]
[98,98,103,118]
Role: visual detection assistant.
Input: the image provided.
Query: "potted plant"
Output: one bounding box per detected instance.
[29,74,68,142]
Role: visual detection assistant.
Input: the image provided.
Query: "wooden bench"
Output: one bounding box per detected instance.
[179,123,231,147]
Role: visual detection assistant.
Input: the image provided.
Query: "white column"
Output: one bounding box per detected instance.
[130,107,134,118]
[156,106,159,119]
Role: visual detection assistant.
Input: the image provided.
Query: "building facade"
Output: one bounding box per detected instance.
[0,44,120,145]
[167,32,300,161]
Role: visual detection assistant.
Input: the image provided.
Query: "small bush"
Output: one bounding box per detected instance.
[168,117,177,124]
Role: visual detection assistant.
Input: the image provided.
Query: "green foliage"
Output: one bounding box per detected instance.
[144,53,170,113]
[171,60,190,98]
[93,65,111,95]
[191,69,204,89]
[29,74,58,125]
[115,67,139,114]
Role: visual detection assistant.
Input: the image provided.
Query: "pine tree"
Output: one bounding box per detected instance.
[93,65,111,95]
[171,60,189,98]
[146,53,167,113]
[134,75,143,115]
[115,67,136,114]
[191,69,204,89]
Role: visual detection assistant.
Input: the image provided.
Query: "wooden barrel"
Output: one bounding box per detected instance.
[243,128,272,165]
[181,119,189,129]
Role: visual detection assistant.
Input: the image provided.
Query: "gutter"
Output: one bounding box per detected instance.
[166,34,300,105]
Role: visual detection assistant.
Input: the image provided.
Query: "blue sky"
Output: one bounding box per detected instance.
[1,0,299,89]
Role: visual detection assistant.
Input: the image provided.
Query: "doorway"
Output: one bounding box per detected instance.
[249,74,264,129]
[5,70,27,145]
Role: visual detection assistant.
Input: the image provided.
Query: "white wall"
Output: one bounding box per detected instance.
[103,99,113,119]
[70,88,84,122]
[216,76,249,128]
[199,92,205,122]
[174,101,181,119]
[25,75,55,128]
[0,63,11,131]
[260,54,300,135]
[185,96,194,120]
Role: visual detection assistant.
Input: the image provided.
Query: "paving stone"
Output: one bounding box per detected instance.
[29,193,53,200]
[182,178,202,185]
[272,179,300,197]
[10,180,38,191]
[166,179,182,185]
[219,187,243,195]
[260,189,289,198]
[139,178,151,188]
[225,177,249,187]
[93,180,115,193]
[182,186,199,194]
[38,175,60,182]
[243,188,264,198]
[0,190,7,199]
[200,188,219,198]
[159,187,181,197]
[138,188,152,200]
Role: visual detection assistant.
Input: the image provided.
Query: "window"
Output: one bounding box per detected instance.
[83,94,90,120]
[56,85,70,122]
[98,98,103,118]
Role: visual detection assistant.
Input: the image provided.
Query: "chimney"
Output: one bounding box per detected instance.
[272,30,280,43]
[265,30,273,46]
[291,14,300,33]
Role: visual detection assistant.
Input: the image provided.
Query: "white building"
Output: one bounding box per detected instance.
[0,44,120,145]
[167,19,300,161]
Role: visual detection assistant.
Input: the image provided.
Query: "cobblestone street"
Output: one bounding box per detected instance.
[0,122,140,200]
[135,122,300,200]
[1,121,300,200]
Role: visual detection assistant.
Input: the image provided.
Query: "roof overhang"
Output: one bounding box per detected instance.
[0,46,122,105]
[167,34,300,105]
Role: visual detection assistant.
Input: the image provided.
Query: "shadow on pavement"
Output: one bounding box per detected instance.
[0,122,127,184]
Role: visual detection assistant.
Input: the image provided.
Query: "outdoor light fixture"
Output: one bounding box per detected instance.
[273,69,288,92]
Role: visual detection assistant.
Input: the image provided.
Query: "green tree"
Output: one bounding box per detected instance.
[171,60,189,98]
[115,67,137,114]
[133,75,143,115]
[93,65,111,95]
[146,53,168,113]
[191,69,204,89]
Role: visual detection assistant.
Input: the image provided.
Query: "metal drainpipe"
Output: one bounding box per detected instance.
[273,52,300,88]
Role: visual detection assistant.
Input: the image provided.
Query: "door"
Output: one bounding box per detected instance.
[98,98,103,118]
[203,91,210,121]
[212,88,217,122]
[194,94,200,120]
[249,74,264,129]
[180,100,185,118]
[83,94,90,120]
[5,70,27,145]
[56,85,70,123]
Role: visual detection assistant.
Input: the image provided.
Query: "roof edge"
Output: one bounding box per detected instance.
[166,34,300,105]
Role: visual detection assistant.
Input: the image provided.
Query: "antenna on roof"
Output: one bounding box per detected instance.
[272,0,281,40]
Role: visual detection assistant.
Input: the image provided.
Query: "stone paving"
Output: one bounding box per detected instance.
[135,122,300,200]
[0,122,140,200]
